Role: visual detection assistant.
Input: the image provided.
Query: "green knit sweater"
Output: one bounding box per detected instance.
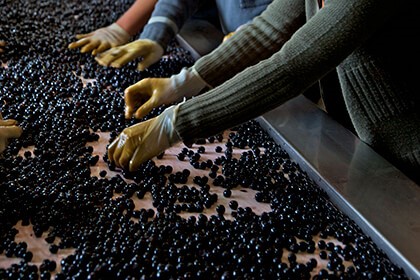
[175,0,420,183]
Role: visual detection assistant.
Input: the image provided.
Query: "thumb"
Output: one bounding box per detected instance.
[124,80,149,119]
[134,99,155,120]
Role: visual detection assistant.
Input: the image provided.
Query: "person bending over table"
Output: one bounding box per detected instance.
[107,0,420,185]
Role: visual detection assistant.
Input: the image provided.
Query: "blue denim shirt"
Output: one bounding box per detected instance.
[140,0,273,50]
[216,0,273,33]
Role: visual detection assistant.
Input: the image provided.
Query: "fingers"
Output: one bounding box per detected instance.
[106,116,166,172]
[68,37,90,49]
[107,137,118,164]
[0,126,23,139]
[95,48,123,67]
[92,42,111,56]
[0,119,18,126]
[117,138,138,169]
[96,42,146,68]
[75,33,92,39]
[69,35,109,55]
[109,141,147,172]
[0,118,23,155]
[107,133,126,166]
[124,104,137,120]
[108,52,136,68]
[134,99,155,120]
[107,132,138,170]
[124,106,135,120]
[124,80,151,119]
[108,132,133,169]
[94,40,160,69]
[94,55,110,67]
[80,41,101,54]
[129,146,146,172]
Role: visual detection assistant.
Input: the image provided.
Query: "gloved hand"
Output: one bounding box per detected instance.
[95,39,164,71]
[223,24,247,43]
[0,113,23,154]
[223,32,235,42]
[124,67,207,119]
[68,23,131,55]
[0,41,6,53]
[107,105,181,172]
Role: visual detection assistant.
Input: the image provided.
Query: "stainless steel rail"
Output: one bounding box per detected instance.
[257,95,420,280]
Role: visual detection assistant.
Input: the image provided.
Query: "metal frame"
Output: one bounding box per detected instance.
[257,95,420,279]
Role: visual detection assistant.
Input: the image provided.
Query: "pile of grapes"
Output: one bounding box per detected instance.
[0,0,408,279]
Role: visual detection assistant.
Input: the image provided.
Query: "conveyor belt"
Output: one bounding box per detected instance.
[257,95,420,279]
[1,2,418,276]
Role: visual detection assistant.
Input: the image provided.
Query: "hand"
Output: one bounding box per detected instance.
[68,23,131,55]
[223,32,235,42]
[95,39,164,71]
[124,68,208,119]
[0,113,23,154]
[107,105,181,172]
[0,41,6,53]
[223,24,247,43]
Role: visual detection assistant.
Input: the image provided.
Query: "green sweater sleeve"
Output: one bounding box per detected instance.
[194,0,306,88]
[176,0,395,143]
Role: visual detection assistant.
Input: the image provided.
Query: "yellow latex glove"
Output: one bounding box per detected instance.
[124,68,207,119]
[95,39,164,71]
[0,113,23,154]
[223,32,235,43]
[223,24,247,43]
[0,41,6,53]
[107,105,181,172]
[68,23,131,56]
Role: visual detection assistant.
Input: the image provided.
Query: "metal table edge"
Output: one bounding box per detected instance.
[257,96,420,280]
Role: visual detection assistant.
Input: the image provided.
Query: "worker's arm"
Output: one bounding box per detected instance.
[108,0,405,171]
[176,0,397,142]
[94,0,206,70]
[116,0,158,36]
[68,0,157,55]
[122,0,305,119]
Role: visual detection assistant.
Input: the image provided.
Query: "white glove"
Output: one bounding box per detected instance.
[107,105,181,171]
[95,39,164,70]
[0,113,23,154]
[124,67,208,119]
[68,23,131,55]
